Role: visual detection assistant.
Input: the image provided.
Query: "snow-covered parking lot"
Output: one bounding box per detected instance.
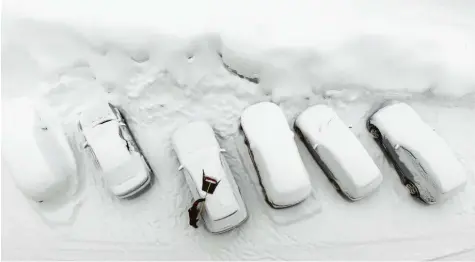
[2,1,475,260]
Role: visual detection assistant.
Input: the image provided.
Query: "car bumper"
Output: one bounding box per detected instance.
[115,173,152,199]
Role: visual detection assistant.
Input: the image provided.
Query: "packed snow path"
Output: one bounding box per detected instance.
[2,16,475,260]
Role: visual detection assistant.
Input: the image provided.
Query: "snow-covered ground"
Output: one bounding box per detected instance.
[2,1,475,260]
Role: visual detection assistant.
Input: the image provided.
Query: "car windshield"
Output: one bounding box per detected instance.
[86,121,131,172]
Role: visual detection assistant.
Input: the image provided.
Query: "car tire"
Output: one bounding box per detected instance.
[405,181,419,197]
[369,124,382,140]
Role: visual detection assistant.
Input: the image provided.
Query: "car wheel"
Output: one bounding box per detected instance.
[369,124,382,140]
[399,174,409,185]
[405,181,419,197]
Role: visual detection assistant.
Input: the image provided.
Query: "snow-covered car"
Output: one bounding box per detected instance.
[2,98,78,203]
[172,121,248,233]
[78,102,152,198]
[367,101,467,204]
[240,101,312,208]
[295,105,383,201]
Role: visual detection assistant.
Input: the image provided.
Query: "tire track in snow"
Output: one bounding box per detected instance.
[426,246,475,261]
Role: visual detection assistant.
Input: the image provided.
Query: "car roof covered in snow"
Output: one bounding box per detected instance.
[172,121,239,221]
[82,119,132,172]
[295,104,382,191]
[240,102,311,206]
[370,102,467,194]
[172,121,222,161]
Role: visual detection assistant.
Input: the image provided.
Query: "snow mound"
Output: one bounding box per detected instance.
[2,97,77,202]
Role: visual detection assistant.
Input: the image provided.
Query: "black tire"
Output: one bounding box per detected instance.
[369,124,382,140]
[405,181,420,197]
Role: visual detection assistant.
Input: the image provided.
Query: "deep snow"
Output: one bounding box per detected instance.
[2,2,475,260]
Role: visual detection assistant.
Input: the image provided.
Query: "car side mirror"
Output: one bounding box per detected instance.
[219,148,226,153]
[178,165,184,171]
[312,143,319,150]
[394,144,400,150]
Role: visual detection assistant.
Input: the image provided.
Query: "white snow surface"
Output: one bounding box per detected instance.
[370,102,467,196]
[2,2,475,260]
[295,105,382,199]
[241,102,312,207]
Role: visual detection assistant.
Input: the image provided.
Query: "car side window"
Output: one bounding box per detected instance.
[401,148,424,170]
[396,146,418,172]
[401,147,416,162]
[400,146,429,181]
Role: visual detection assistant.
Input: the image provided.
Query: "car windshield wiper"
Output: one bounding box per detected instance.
[96,119,114,126]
